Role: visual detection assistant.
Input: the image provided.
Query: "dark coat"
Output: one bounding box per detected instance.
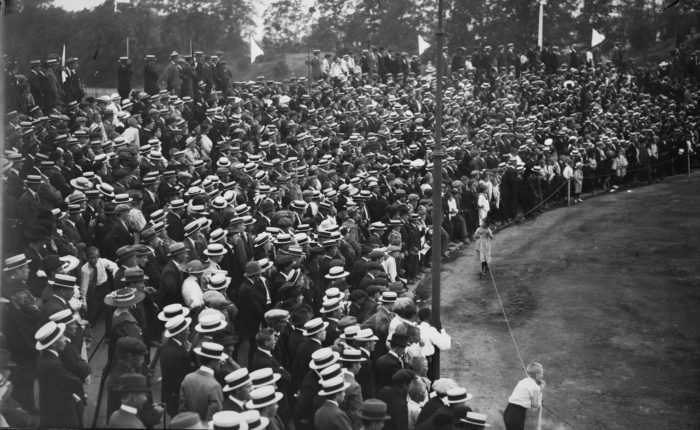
[236,278,268,337]
[158,260,184,307]
[103,220,134,261]
[108,409,145,429]
[293,338,322,389]
[314,399,353,430]
[160,338,196,417]
[144,64,160,95]
[376,385,409,430]
[37,350,83,428]
[166,211,185,242]
[374,352,404,391]
[40,294,69,323]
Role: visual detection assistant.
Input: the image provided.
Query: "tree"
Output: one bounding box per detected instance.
[263,0,314,50]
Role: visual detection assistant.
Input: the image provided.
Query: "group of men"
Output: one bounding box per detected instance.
[0,35,699,430]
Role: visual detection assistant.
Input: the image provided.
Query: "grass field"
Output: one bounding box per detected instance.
[435,175,700,429]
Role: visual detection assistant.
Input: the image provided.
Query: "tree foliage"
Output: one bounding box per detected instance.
[3,0,253,87]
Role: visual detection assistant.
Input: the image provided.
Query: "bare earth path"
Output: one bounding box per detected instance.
[436,176,700,430]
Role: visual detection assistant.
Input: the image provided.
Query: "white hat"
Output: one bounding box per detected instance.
[164,315,192,338]
[249,367,281,390]
[193,341,228,360]
[245,385,283,409]
[35,321,66,351]
[318,375,350,397]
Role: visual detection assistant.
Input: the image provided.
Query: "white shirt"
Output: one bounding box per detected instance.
[418,321,452,357]
[121,126,140,150]
[562,165,574,180]
[507,376,542,409]
[80,258,119,304]
[182,275,204,308]
[387,315,422,358]
[383,256,398,282]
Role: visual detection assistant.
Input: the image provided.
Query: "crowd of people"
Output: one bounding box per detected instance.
[0,36,698,430]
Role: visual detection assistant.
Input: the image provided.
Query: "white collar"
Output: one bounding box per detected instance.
[257,347,272,357]
[120,404,138,415]
[228,395,246,407]
[199,365,215,375]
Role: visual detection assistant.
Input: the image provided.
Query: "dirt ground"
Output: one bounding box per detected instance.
[432,175,700,429]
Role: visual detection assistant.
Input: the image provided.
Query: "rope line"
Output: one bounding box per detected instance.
[487,265,577,429]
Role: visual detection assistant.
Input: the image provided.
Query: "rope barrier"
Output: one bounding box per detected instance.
[487,265,577,429]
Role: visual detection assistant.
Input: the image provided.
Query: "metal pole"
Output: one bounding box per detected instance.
[430,0,445,380]
[567,178,571,208]
[538,0,545,47]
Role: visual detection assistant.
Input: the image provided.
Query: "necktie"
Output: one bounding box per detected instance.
[89,265,97,289]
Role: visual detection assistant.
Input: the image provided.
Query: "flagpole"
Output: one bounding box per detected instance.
[126,37,129,58]
[430,0,445,381]
[538,0,545,47]
[190,39,193,58]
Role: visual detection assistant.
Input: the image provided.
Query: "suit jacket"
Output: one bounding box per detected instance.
[108,408,145,429]
[17,189,42,227]
[377,385,409,430]
[341,371,363,430]
[160,338,196,417]
[415,396,445,426]
[158,260,184,307]
[179,368,223,422]
[37,350,83,428]
[293,338,321,390]
[40,294,69,323]
[361,306,393,340]
[104,220,134,261]
[222,395,247,413]
[314,400,353,430]
[144,64,160,95]
[166,211,185,241]
[374,352,404,391]
[237,278,268,337]
[251,348,291,387]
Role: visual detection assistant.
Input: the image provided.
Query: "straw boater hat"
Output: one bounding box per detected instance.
[163,315,192,338]
[208,272,232,291]
[49,309,79,325]
[446,387,473,404]
[209,411,248,430]
[158,303,190,321]
[204,243,227,257]
[318,375,350,397]
[461,412,490,427]
[3,254,31,272]
[193,341,228,361]
[104,287,145,307]
[223,368,252,393]
[319,297,342,314]
[34,321,66,350]
[239,410,269,430]
[303,317,329,336]
[249,367,281,390]
[246,385,283,410]
[309,347,340,370]
[324,266,349,280]
[339,348,366,363]
[195,309,228,333]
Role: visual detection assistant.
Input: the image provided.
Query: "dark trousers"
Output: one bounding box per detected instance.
[503,403,527,430]
[87,282,110,325]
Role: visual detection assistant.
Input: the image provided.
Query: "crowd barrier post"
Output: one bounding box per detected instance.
[567,178,571,208]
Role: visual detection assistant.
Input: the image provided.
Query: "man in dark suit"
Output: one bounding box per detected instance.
[236,261,269,367]
[164,52,182,95]
[376,369,415,430]
[221,368,251,412]
[165,199,186,241]
[27,59,45,107]
[39,274,75,323]
[314,375,353,430]
[158,243,188,307]
[108,373,158,429]
[63,57,84,103]
[17,175,43,228]
[373,333,407,391]
[117,57,133,100]
[293,318,327,389]
[160,315,196,418]
[35,321,83,429]
[143,54,160,95]
[2,273,40,413]
[103,204,135,261]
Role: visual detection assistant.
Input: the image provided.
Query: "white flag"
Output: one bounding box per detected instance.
[61,44,68,83]
[418,35,430,55]
[591,29,605,48]
[250,36,264,64]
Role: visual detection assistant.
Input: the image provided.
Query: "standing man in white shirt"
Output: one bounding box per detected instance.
[503,362,545,430]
